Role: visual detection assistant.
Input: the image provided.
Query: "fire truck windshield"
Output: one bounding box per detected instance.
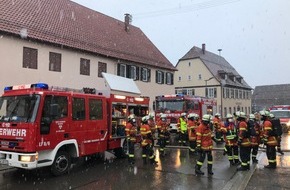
[156,100,184,112]
[271,110,290,118]
[0,95,40,122]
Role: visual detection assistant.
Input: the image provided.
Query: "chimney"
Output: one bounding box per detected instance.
[124,13,132,32]
[202,43,206,54]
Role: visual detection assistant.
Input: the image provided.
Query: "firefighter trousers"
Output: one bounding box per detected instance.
[266,145,277,166]
[239,146,251,169]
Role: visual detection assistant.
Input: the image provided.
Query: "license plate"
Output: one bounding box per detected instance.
[0,159,8,165]
[1,141,9,146]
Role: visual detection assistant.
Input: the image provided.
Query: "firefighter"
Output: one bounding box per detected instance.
[260,110,278,169]
[187,113,198,155]
[212,113,224,144]
[221,113,239,166]
[140,116,158,165]
[195,114,214,175]
[125,114,138,165]
[148,113,157,147]
[270,113,284,155]
[177,112,188,146]
[248,114,262,163]
[236,111,252,171]
[156,114,170,157]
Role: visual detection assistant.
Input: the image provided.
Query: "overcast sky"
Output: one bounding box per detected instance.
[71,0,290,88]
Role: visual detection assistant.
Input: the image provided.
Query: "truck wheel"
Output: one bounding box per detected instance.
[51,151,70,176]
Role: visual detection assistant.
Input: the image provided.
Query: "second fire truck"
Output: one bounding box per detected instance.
[154,94,217,132]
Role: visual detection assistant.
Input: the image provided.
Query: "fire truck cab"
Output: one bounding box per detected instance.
[269,105,290,133]
[0,81,149,176]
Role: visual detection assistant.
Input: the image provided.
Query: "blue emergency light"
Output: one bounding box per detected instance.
[4,83,49,91]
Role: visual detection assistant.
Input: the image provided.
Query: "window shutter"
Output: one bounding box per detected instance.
[126,65,130,78]
[155,70,158,83]
[148,69,151,82]
[170,73,174,85]
[136,66,139,80]
[161,71,164,84]
[117,64,120,76]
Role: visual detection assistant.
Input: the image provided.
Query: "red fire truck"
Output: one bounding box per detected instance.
[154,94,217,132]
[0,83,149,175]
[269,105,290,133]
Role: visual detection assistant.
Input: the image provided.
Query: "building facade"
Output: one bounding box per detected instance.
[0,0,176,111]
[175,44,252,118]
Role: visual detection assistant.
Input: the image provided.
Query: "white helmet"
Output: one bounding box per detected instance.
[269,113,275,118]
[128,114,135,121]
[226,113,233,119]
[148,112,154,119]
[188,113,195,118]
[249,114,255,119]
[202,114,211,122]
[259,110,270,117]
[239,112,246,118]
[142,116,149,122]
[181,112,187,117]
[215,113,221,117]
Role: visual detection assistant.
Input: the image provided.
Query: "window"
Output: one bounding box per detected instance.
[224,107,227,117]
[198,74,202,80]
[128,65,139,80]
[23,47,37,69]
[175,89,183,94]
[239,90,242,99]
[189,62,191,66]
[156,70,164,84]
[49,52,61,72]
[98,62,107,77]
[117,63,126,77]
[42,96,68,119]
[230,88,234,98]
[72,98,85,120]
[188,75,191,80]
[178,76,181,81]
[166,72,173,85]
[89,99,103,120]
[235,89,238,99]
[206,87,217,98]
[141,67,150,82]
[187,88,195,95]
[229,107,232,114]
[226,88,230,98]
[80,58,90,76]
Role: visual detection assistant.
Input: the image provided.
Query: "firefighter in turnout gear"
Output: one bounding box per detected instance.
[125,114,138,165]
[248,114,262,163]
[148,113,157,147]
[221,114,240,166]
[195,114,214,175]
[187,113,199,155]
[140,116,158,165]
[236,112,252,171]
[178,112,188,146]
[270,113,284,155]
[212,113,224,144]
[261,110,278,169]
[156,114,170,157]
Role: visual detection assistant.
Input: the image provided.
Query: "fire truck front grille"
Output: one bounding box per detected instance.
[0,138,23,150]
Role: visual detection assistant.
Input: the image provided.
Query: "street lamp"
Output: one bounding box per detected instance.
[204,77,214,98]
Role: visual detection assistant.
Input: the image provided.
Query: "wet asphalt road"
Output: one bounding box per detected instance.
[0,133,289,190]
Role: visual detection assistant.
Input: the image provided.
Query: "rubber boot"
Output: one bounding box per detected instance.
[208,164,214,175]
[234,159,241,166]
[195,165,204,175]
[264,163,276,169]
[230,160,235,166]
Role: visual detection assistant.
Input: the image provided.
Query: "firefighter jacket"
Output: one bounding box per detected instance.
[187,119,198,141]
[156,120,169,138]
[125,122,137,142]
[140,124,152,146]
[221,121,237,146]
[237,121,251,147]
[262,120,278,146]
[148,119,157,134]
[250,121,262,146]
[178,117,187,133]
[196,122,213,151]
[212,117,222,132]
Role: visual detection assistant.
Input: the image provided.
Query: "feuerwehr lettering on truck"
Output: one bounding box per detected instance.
[0,128,27,137]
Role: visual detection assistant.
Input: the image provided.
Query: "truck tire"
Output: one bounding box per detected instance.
[51,151,71,176]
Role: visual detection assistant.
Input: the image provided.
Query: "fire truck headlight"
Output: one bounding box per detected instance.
[19,153,38,162]
[287,121,290,127]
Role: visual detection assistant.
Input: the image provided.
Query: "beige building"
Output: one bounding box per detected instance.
[175,44,252,118]
[0,0,176,111]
